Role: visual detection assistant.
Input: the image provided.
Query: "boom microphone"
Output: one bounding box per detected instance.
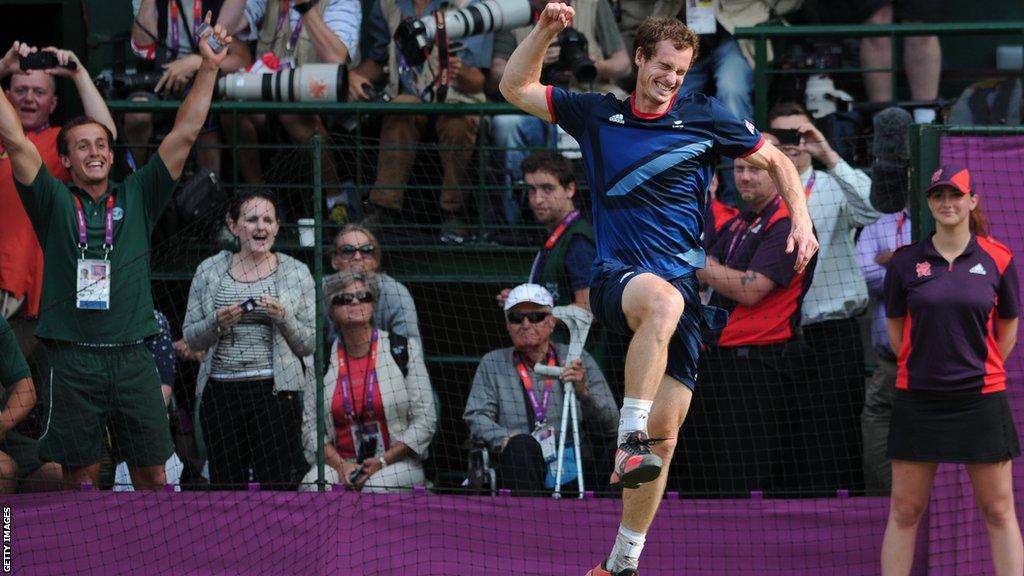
[869,107,912,214]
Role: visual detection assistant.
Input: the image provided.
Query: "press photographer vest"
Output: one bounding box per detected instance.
[511,0,626,98]
[256,0,333,68]
[380,0,486,104]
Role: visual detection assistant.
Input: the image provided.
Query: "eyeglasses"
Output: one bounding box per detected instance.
[334,244,376,258]
[506,311,550,324]
[331,291,374,306]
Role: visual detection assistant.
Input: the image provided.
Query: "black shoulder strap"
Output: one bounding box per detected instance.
[156,0,171,62]
[389,334,410,378]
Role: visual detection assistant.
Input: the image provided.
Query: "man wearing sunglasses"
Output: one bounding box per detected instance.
[465,283,618,494]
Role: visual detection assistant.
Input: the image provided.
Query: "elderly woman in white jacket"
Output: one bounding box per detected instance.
[300,271,435,492]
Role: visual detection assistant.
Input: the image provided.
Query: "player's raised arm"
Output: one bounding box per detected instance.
[744,139,818,272]
[499,2,573,121]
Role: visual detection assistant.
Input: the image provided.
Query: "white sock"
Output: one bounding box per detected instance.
[607,524,647,572]
[618,398,653,444]
[913,108,936,124]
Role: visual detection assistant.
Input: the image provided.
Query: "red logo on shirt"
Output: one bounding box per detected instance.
[916,261,932,277]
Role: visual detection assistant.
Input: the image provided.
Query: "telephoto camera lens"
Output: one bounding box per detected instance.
[216,64,350,102]
[394,0,532,66]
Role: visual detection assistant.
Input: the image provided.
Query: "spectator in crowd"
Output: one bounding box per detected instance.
[350,0,493,243]
[820,0,941,123]
[328,223,421,342]
[114,310,186,491]
[496,151,595,311]
[881,165,1022,575]
[184,189,315,489]
[300,271,435,492]
[465,284,618,493]
[126,0,244,177]
[692,150,817,494]
[0,316,62,493]
[221,0,361,188]
[0,42,115,355]
[855,204,910,494]
[487,0,630,224]
[0,20,231,490]
[768,101,879,492]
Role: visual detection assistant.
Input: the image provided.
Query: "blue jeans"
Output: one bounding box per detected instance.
[681,32,754,207]
[491,114,558,224]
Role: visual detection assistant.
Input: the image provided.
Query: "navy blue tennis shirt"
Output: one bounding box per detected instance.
[547,87,764,281]
[885,235,1020,393]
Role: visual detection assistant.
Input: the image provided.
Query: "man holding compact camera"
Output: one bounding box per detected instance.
[487,0,630,224]
[0,21,232,490]
[0,43,116,358]
[351,0,494,243]
[767,101,879,493]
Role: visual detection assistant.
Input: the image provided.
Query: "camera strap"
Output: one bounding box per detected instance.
[434,10,449,103]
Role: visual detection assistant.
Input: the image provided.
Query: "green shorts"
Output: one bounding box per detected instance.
[38,342,173,468]
[1,430,43,478]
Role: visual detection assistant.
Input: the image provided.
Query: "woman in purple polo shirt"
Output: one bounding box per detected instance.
[881,165,1023,575]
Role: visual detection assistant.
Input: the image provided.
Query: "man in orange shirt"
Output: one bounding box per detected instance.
[0,41,117,354]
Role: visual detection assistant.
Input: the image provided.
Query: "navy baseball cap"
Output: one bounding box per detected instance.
[926,164,972,196]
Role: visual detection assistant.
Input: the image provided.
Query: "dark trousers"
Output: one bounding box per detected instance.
[496,434,548,494]
[799,317,866,492]
[682,344,804,495]
[201,379,303,490]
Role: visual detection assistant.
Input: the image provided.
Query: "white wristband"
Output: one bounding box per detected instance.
[378,456,388,469]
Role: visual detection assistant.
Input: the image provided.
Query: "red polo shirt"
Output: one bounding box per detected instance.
[0,127,70,317]
[706,196,816,347]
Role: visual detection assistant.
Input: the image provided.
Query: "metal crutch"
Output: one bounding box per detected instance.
[533,305,593,499]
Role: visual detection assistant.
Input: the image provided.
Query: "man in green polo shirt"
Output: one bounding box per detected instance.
[0,315,62,492]
[0,20,232,489]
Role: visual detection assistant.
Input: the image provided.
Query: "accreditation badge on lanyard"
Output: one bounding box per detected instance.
[338,331,387,460]
[74,194,115,311]
[276,0,304,69]
[516,348,559,464]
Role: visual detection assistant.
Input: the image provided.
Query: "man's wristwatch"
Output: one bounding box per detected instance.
[295,0,320,15]
[378,456,388,469]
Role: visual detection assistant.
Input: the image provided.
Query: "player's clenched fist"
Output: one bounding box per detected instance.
[537,2,574,32]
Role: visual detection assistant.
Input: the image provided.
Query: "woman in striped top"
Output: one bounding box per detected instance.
[184,189,316,489]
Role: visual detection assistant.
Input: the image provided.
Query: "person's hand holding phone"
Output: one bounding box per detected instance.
[215,303,244,332]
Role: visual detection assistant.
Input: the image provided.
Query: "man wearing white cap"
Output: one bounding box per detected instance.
[464,284,618,493]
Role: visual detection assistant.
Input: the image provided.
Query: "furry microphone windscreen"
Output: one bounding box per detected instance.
[870,107,913,214]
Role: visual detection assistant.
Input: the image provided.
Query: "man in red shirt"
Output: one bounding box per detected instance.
[688,151,817,494]
[0,41,116,354]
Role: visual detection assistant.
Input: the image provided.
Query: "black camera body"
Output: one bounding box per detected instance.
[19,52,77,72]
[93,71,165,99]
[541,28,597,86]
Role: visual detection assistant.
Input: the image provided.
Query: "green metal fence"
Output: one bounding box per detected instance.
[734,21,1024,126]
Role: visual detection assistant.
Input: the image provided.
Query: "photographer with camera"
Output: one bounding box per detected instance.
[351,0,494,243]
[0,41,116,357]
[218,0,361,189]
[0,17,231,491]
[125,0,245,179]
[487,0,629,225]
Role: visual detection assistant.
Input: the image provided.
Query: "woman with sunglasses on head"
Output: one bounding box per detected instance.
[328,224,421,342]
[300,271,436,492]
[881,165,1022,575]
[184,189,315,490]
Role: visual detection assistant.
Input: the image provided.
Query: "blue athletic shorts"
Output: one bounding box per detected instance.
[589,261,705,390]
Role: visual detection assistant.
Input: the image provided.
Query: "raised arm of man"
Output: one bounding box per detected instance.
[42,47,118,139]
[743,142,819,273]
[499,2,574,120]
[156,15,232,179]
[0,70,42,185]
